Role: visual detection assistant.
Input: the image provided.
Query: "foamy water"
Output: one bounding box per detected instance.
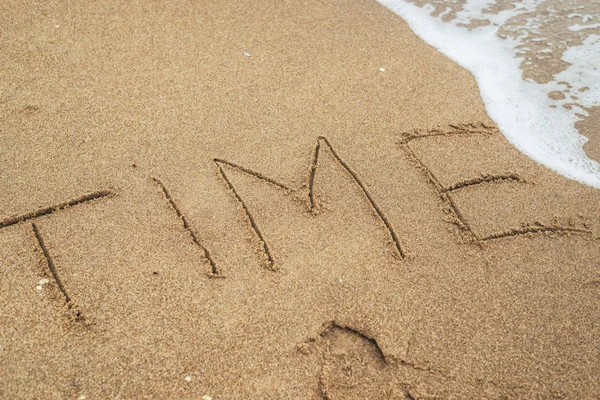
[377,0,600,188]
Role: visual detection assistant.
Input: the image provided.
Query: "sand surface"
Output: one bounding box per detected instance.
[580,105,600,161]
[1,0,599,398]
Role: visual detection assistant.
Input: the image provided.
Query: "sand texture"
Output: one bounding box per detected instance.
[1,0,599,398]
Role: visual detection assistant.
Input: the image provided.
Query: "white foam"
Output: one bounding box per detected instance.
[377,0,600,188]
[550,35,600,110]
[568,14,594,23]
[569,23,600,32]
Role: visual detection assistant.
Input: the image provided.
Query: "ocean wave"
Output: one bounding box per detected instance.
[377,0,600,188]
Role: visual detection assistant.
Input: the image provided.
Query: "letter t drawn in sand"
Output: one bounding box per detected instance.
[0,189,116,319]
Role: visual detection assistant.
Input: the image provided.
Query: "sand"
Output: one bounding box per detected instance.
[579,105,600,162]
[1,0,599,398]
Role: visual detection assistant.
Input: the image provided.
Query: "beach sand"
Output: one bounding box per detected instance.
[580,106,600,161]
[1,0,599,398]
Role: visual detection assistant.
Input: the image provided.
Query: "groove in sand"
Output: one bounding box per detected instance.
[315,137,405,258]
[31,223,83,320]
[0,190,116,229]
[214,136,406,269]
[400,130,590,245]
[443,173,527,192]
[478,224,592,242]
[214,163,277,270]
[32,223,71,303]
[153,178,220,276]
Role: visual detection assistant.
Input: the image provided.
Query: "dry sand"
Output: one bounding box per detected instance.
[1,0,599,398]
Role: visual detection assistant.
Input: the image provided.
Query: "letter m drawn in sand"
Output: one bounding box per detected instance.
[214,136,406,271]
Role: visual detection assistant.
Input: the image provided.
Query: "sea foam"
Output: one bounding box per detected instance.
[377,0,600,188]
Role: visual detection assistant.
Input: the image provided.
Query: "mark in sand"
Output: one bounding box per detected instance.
[308,321,452,400]
[478,223,592,242]
[215,162,278,271]
[32,222,83,320]
[0,190,115,230]
[214,136,405,270]
[400,123,592,243]
[443,173,527,193]
[302,319,515,399]
[0,188,115,320]
[152,178,220,277]
[315,322,389,400]
[310,137,405,258]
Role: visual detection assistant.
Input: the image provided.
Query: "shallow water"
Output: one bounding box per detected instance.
[377,0,600,188]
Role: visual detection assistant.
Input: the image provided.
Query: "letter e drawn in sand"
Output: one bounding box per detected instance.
[214,136,406,271]
[400,123,593,243]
